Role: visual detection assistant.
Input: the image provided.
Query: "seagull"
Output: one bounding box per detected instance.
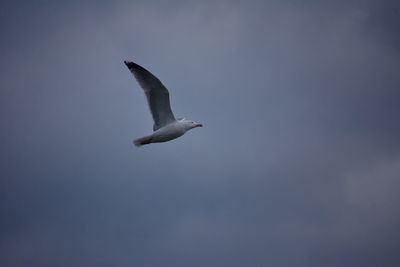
[124,61,203,146]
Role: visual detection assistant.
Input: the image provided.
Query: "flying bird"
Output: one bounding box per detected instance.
[124,61,203,146]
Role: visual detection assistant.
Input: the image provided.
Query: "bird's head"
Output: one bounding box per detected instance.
[179,118,203,130]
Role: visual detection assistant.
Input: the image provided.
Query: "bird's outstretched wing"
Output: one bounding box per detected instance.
[124,61,176,131]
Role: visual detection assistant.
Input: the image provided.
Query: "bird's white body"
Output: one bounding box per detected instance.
[137,119,202,145]
[152,121,187,142]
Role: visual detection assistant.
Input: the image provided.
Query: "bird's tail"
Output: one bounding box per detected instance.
[133,135,152,147]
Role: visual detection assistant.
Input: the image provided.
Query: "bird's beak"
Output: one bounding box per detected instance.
[196,123,203,128]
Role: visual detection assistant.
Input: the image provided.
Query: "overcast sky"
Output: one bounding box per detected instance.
[1,1,400,266]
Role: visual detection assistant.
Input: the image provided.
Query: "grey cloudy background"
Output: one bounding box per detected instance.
[1,1,400,266]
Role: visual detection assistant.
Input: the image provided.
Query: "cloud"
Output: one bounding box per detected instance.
[1,1,400,266]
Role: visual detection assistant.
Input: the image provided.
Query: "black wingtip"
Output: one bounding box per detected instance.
[124,60,148,73]
[124,60,133,67]
[124,60,141,71]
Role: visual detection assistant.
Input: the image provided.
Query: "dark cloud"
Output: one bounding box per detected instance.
[1,1,400,266]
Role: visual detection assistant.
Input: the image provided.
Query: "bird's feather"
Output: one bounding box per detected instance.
[124,61,176,131]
